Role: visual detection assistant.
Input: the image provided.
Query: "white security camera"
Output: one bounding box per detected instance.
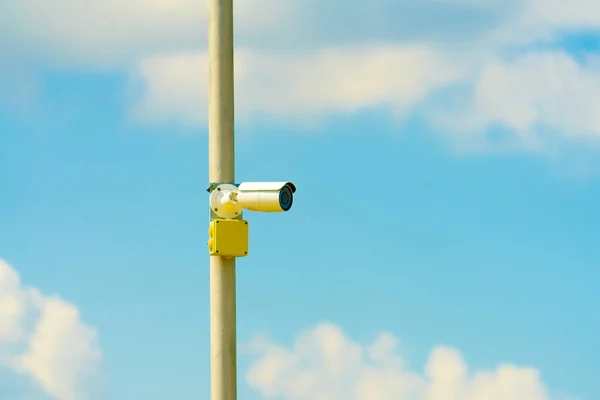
[210,182,296,218]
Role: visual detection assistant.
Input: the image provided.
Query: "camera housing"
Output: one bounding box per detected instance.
[210,182,296,218]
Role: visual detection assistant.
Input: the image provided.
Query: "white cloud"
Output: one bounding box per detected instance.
[246,323,567,400]
[473,52,600,137]
[125,0,600,148]
[130,45,465,126]
[433,51,600,152]
[1,0,589,69]
[0,0,206,68]
[17,296,102,400]
[0,264,29,342]
[524,0,600,31]
[0,259,102,400]
[3,0,600,149]
[0,0,515,67]
[129,52,209,127]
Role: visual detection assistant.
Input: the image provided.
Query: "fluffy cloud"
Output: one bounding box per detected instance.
[432,51,600,152]
[3,0,600,148]
[0,0,205,67]
[131,43,600,151]
[523,0,600,31]
[0,0,517,67]
[125,0,600,148]
[130,46,465,126]
[472,52,600,136]
[246,323,564,400]
[0,259,102,400]
[0,263,29,342]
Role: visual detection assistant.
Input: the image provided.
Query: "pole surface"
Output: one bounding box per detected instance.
[208,0,236,399]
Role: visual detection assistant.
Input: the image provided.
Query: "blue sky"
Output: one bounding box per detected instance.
[1,1,600,399]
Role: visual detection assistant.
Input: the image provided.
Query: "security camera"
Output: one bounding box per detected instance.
[236,182,296,212]
[210,182,296,218]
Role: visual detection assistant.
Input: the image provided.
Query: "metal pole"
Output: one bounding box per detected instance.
[208,0,236,399]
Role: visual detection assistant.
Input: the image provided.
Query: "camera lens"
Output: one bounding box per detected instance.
[279,186,293,211]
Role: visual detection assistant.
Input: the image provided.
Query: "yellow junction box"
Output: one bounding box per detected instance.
[208,219,249,257]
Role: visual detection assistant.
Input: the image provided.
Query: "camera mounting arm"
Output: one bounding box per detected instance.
[209,184,243,219]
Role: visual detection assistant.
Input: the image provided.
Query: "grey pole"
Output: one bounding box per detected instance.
[208,0,236,399]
